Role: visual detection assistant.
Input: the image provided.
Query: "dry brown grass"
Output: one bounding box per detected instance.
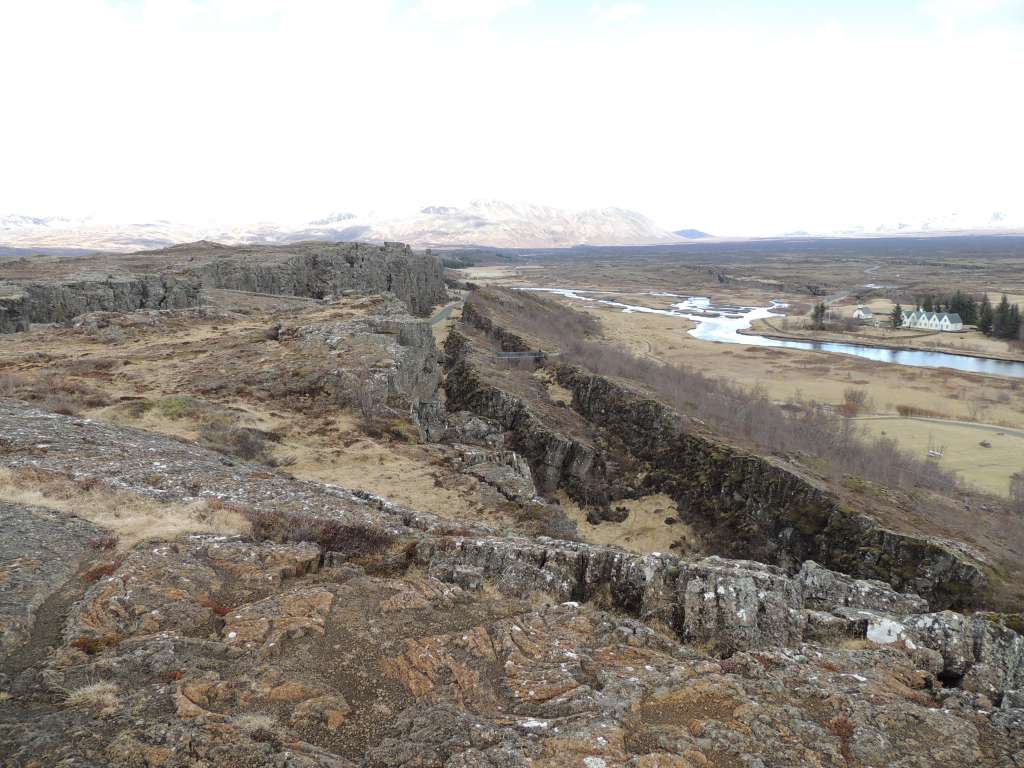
[0,467,250,547]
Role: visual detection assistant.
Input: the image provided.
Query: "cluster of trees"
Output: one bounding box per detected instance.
[916,290,979,324]
[912,291,1022,340]
[981,295,1022,339]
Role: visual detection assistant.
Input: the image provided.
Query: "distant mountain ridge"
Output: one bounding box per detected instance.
[0,201,687,252]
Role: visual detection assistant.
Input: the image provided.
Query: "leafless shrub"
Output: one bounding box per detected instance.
[0,372,111,414]
[1011,472,1024,515]
[199,424,281,466]
[895,404,945,418]
[967,398,989,422]
[840,388,871,417]
[337,368,390,428]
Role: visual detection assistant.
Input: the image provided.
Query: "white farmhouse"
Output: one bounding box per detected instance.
[901,310,963,331]
[852,306,874,321]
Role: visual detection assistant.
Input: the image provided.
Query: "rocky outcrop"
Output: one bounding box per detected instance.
[195,242,446,316]
[443,310,987,610]
[284,300,442,411]
[452,448,537,504]
[15,274,202,325]
[552,364,988,610]
[0,289,30,333]
[2,400,1023,765]
[443,335,605,500]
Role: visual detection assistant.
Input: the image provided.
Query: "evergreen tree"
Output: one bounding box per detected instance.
[811,301,827,330]
[891,302,903,328]
[1010,304,1022,340]
[922,295,934,312]
[979,294,994,335]
[995,295,1012,338]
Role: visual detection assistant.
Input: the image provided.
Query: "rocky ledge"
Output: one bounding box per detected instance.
[444,314,988,611]
[194,241,447,317]
[0,240,448,334]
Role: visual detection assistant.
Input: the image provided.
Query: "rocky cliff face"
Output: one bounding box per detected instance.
[443,336,604,500]
[552,364,988,610]
[196,242,446,316]
[19,274,202,325]
[283,299,442,412]
[445,310,988,610]
[0,289,30,333]
[0,241,447,333]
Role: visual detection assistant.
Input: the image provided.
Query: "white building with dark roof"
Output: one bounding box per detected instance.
[901,310,963,331]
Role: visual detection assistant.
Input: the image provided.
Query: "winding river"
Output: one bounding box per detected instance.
[531,288,1024,380]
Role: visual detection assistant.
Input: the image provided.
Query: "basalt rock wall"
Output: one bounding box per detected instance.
[447,305,987,610]
[552,363,987,610]
[20,274,202,325]
[196,242,446,317]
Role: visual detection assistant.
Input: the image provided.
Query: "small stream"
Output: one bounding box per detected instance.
[530,288,1024,380]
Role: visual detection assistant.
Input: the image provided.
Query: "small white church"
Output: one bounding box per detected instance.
[901,310,964,331]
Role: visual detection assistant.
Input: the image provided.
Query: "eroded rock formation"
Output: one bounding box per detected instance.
[195,242,446,316]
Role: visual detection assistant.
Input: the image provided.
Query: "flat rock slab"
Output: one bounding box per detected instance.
[0,503,105,659]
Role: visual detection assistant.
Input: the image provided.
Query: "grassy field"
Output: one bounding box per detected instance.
[856,417,1024,497]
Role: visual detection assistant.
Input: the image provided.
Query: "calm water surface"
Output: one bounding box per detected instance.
[530,288,1024,380]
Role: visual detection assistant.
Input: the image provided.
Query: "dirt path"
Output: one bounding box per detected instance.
[857,415,1024,439]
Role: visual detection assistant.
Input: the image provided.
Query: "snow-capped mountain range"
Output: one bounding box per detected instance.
[0,202,688,253]
[827,211,1024,237]
[3,204,1022,254]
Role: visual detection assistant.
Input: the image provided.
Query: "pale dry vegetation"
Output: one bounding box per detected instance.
[64,681,119,712]
[0,467,250,547]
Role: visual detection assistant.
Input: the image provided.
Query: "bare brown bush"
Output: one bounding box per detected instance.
[199,424,281,466]
[840,388,871,417]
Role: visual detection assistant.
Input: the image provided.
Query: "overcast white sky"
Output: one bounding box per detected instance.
[2,0,1022,236]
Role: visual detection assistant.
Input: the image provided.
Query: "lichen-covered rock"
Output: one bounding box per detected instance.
[673,556,803,653]
[284,300,441,408]
[901,611,1024,700]
[456,449,537,504]
[798,559,928,615]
